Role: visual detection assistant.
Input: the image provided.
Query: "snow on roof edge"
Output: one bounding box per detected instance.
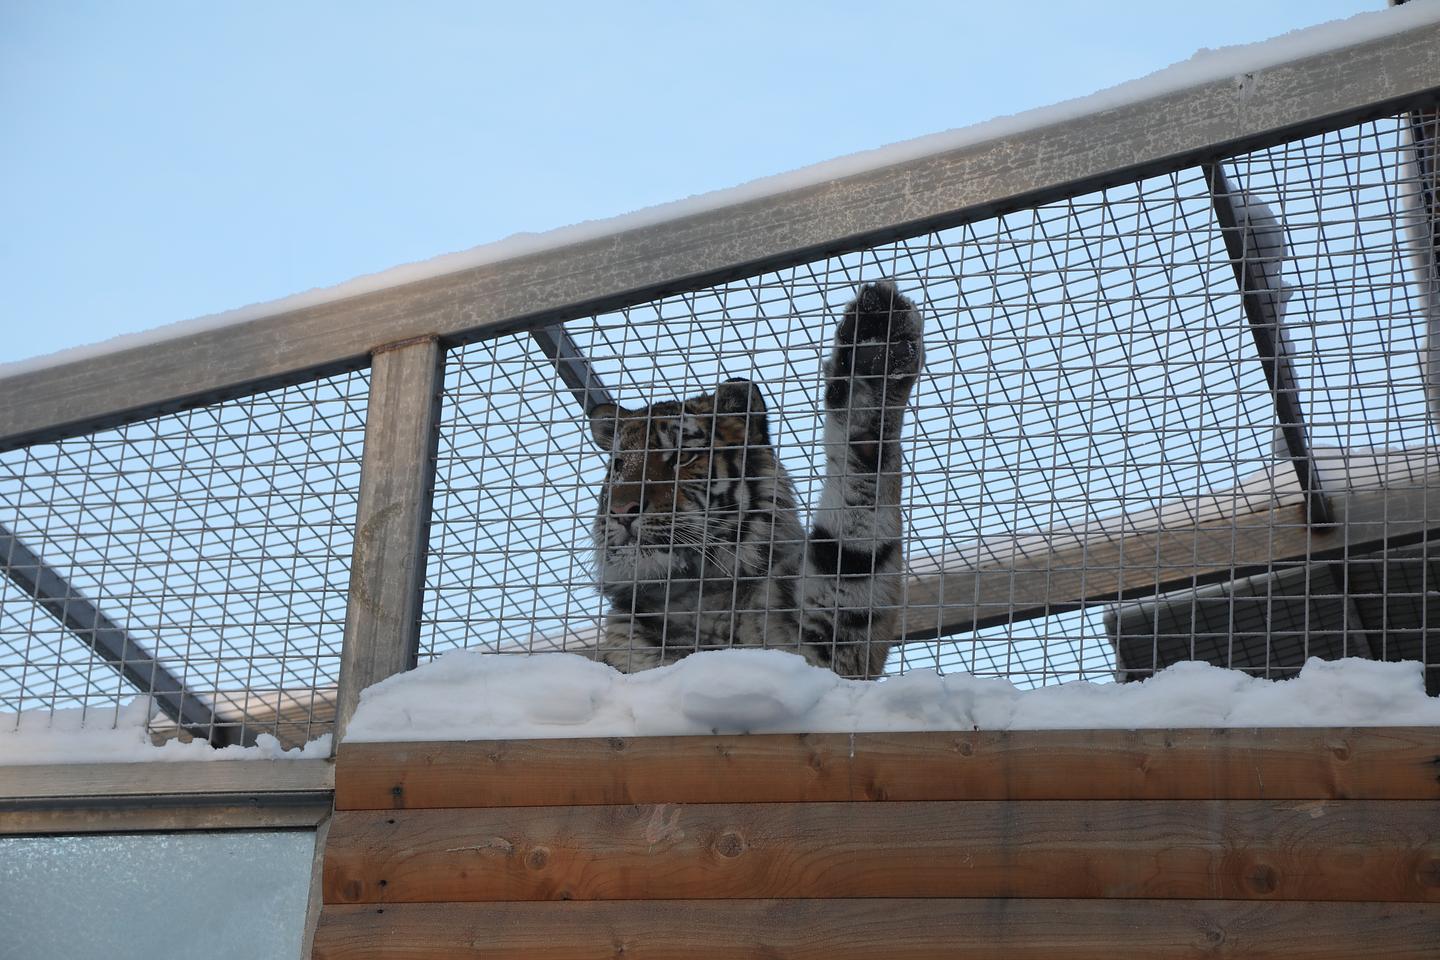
[4,3,1436,384]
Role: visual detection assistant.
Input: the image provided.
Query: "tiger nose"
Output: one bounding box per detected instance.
[611,500,641,527]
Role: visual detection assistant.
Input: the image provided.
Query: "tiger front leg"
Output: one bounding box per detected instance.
[801,281,925,679]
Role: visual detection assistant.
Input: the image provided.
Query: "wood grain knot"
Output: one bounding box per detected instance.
[341,879,363,902]
[956,740,975,757]
[1247,863,1279,895]
[715,831,746,859]
[1416,858,1440,889]
[526,847,550,870]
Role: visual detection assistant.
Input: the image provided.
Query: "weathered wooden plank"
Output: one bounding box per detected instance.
[323,800,1440,905]
[312,898,1440,959]
[5,21,1440,450]
[334,338,444,745]
[333,728,1440,810]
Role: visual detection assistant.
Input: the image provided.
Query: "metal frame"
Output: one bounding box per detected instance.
[0,17,1438,834]
[0,759,333,834]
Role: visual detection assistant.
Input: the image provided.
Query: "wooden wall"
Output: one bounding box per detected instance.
[314,728,1440,958]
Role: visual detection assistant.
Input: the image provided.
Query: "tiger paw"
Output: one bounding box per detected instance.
[831,280,924,386]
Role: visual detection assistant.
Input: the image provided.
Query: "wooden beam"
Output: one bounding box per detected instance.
[312,898,1440,960]
[898,477,1440,641]
[333,728,1440,810]
[3,22,1438,450]
[323,799,1439,905]
[334,338,444,745]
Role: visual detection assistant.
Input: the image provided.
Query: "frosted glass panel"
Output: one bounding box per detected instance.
[0,831,314,960]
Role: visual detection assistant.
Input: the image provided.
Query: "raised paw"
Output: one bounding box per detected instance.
[831,280,925,385]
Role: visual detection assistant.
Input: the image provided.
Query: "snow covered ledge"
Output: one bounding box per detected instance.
[3,653,1434,765]
[341,650,1440,743]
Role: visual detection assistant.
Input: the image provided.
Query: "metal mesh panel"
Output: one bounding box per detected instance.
[0,369,368,746]
[422,108,1438,692]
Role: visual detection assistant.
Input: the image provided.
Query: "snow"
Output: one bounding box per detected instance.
[3,3,1437,382]
[4,652,1433,762]
[0,697,331,765]
[342,649,1440,743]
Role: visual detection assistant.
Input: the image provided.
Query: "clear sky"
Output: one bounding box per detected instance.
[0,0,1379,366]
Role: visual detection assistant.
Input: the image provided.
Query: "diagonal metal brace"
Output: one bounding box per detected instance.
[1205,162,1334,525]
[531,325,614,418]
[0,525,237,746]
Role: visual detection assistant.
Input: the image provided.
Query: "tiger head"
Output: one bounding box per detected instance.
[588,378,776,594]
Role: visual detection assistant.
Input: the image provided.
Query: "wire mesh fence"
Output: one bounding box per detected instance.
[422,108,1439,691]
[0,369,369,746]
[2,102,1437,755]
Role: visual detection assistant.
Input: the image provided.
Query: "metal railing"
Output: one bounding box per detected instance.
[0,13,1437,830]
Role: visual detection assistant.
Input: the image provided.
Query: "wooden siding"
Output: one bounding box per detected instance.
[314,729,1440,958]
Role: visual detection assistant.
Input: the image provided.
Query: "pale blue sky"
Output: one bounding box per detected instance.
[0,0,1377,366]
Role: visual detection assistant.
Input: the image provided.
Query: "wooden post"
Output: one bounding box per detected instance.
[333,336,444,745]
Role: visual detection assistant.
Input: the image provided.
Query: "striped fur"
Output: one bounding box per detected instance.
[587,281,923,678]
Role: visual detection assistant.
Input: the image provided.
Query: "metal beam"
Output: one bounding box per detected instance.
[0,524,234,746]
[1,18,1438,450]
[1204,162,1333,525]
[0,758,333,834]
[1407,106,1440,427]
[530,325,614,415]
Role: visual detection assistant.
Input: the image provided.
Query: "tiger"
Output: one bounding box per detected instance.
[586,281,924,679]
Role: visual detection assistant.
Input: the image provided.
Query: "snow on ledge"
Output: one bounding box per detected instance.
[3,4,1438,382]
[0,698,331,765]
[342,649,1440,743]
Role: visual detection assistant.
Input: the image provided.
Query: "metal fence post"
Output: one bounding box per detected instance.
[333,336,444,745]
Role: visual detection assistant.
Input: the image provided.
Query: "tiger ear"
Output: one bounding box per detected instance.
[714,378,769,443]
[588,402,624,449]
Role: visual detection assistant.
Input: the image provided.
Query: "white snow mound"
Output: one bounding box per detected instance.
[342,649,1440,742]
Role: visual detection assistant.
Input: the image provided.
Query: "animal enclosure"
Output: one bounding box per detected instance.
[0,17,1437,758]
[2,16,1439,958]
[422,115,1440,689]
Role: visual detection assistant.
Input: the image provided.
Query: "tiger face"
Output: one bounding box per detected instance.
[589,379,772,591]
